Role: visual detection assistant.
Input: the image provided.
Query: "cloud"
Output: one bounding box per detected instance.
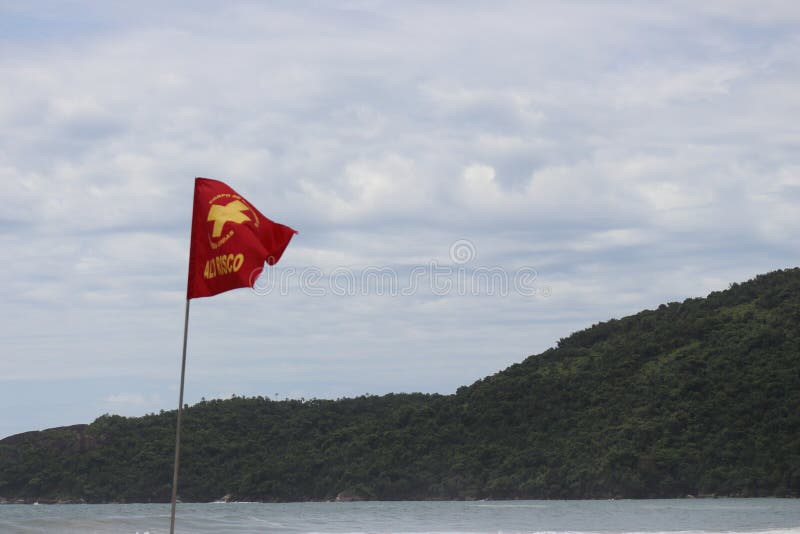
[0,1,799,437]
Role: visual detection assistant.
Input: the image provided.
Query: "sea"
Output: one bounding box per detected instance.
[0,498,797,534]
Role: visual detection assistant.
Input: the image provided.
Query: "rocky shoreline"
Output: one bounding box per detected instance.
[0,497,87,504]
[3,493,783,505]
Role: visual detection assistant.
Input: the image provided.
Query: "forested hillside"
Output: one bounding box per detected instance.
[1,268,798,503]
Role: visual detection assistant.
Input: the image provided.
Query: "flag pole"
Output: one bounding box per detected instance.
[169,298,191,534]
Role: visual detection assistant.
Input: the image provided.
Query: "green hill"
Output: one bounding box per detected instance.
[1,268,799,503]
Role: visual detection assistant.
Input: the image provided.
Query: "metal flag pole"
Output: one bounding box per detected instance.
[169,298,191,534]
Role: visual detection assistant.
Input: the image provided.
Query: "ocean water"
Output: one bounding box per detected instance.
[0,498,797,534]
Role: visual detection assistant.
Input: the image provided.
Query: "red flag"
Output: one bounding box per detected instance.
[187,177,297,299]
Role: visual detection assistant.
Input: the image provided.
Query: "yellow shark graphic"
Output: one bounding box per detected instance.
[207,200,252,238]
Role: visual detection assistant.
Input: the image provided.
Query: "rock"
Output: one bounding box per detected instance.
[335,490,365,502]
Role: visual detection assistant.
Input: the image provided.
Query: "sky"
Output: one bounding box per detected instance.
[1,1,798,439]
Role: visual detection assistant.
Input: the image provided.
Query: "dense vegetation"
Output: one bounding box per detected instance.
[1,268,798,503]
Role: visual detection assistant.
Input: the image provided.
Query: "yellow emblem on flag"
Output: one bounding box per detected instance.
[207,200,252,238]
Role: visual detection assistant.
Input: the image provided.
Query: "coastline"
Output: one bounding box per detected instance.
[2,494,797,505]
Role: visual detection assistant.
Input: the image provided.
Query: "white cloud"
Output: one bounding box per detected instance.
[1,1,799,437]
[611,63,745,108]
